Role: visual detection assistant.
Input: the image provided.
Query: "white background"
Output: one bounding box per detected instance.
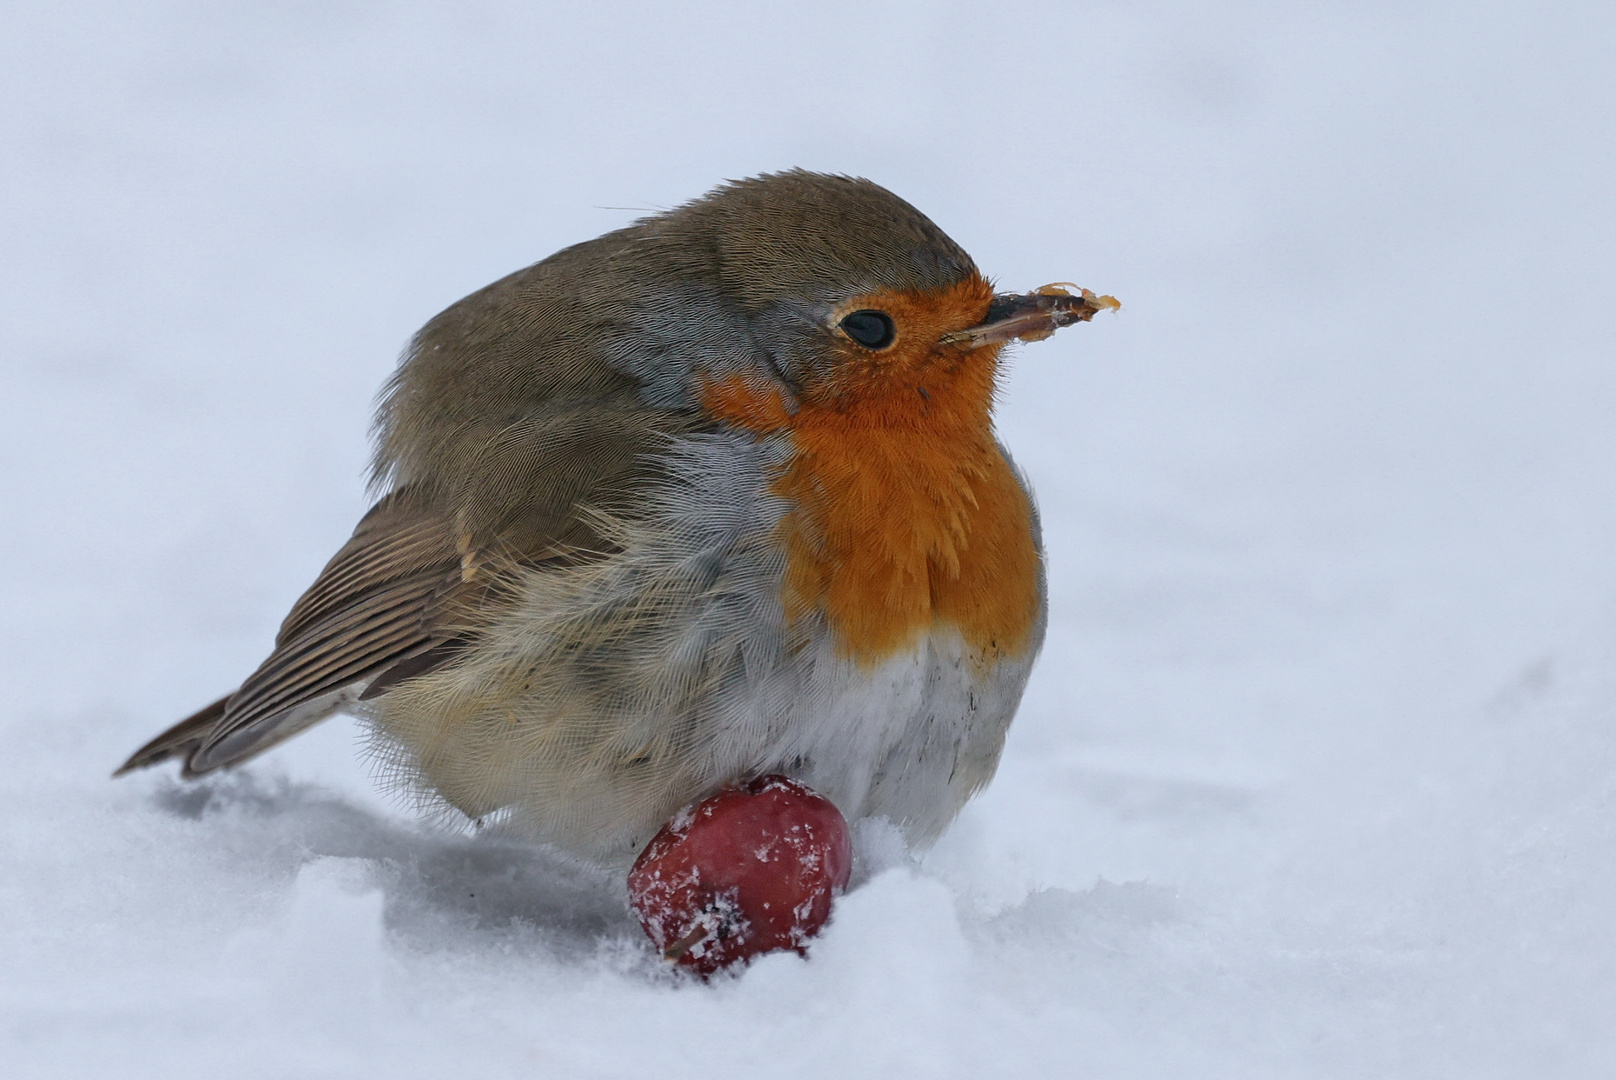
[3,2,1614,1077]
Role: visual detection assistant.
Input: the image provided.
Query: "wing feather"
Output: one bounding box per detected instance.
[116,491,467,776]
[215,578,445,729]
[117,399,687,779]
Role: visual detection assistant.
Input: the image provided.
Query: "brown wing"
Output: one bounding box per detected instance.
[117,393,690,780]
[116,489,468,777]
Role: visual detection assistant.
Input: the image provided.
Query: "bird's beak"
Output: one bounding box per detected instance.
[940,284,1120,351]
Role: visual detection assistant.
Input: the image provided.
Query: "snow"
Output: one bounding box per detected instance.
[4,2,1615,1076]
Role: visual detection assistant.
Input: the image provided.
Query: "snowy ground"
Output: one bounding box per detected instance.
[4,3,1615,1077]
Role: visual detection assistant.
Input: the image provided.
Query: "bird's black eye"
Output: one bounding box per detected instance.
[839,309,896,350]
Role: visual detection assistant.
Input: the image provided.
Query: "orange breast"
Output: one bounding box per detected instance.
[702,283,1042,666]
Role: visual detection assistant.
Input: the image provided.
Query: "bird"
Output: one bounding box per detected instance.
[116,170,1115,864]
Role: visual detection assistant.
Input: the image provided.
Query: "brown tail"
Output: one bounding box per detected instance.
[113,695,231,777]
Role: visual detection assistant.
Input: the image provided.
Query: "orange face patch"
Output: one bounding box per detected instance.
[703,276,1043,666]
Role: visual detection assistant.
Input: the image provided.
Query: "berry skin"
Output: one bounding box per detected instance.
[627,775,853,976]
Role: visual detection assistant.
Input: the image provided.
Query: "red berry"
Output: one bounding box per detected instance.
[627,775,853,976]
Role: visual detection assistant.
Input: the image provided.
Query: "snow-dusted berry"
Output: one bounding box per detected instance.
[627,775,852,976]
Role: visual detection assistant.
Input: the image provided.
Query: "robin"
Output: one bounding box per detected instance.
[117,170,1115,862]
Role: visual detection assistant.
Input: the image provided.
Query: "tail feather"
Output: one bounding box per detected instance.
[113,695,230,777]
